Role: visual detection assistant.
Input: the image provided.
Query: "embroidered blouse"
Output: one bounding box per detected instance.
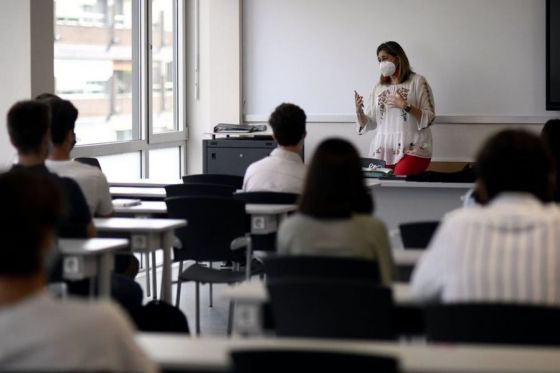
[357,73,435,165]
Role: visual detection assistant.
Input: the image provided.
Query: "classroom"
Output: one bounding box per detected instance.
[0,0,560,371]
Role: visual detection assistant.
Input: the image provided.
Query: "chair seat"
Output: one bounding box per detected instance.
[179,263,246,284]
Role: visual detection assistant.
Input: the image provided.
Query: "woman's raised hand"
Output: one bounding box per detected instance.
[354,90,364,113]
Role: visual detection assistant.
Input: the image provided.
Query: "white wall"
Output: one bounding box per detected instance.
[0,0,54,169]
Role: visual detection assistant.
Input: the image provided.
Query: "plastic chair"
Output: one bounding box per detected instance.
[268,278,395,340]
[231,349,398,373]
[74,157,102,170]
[165,183,236,198]
[425,303,560,345]
[165,196,249,334]
[264,255,381,283]
[182,173,243,189]
[398,221,439,249]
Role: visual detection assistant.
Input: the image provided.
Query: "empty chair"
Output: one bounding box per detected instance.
[264,256,381,283]
[182,173,243,189]
[165,196,248,334]
[231,349,398,373]
[234,191,299,205]
[398,221,439,249]
[268,278,394,340]
[165,183,236,198]
[425,303,560,345]
[74,157,102,170]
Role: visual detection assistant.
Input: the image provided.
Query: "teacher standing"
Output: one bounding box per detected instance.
[355,41,435,176]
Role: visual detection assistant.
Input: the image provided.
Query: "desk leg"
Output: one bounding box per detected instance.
[245,233,253,280]
[160,231,173,302]
[98,253,114,299]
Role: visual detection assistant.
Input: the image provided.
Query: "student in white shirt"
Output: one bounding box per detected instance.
[0,170,156,372]
[242,103,306,193]
[411,130,560,305]
[354,41,435,176]
[37,94,113,217]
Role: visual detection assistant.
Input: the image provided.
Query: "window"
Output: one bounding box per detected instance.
[54,0,187,178]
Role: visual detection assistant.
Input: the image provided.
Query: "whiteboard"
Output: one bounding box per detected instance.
[243,0,559,122]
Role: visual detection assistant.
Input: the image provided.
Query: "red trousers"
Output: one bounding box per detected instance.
[387,154,431,176]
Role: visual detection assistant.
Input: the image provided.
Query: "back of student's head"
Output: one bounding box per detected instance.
[476,129,554,202]
[46,99,78,146]
[269,103,306,146]
[299,138,373,218]
[0,171,63,276]
[541,119,560,170]
[7,100,51,155]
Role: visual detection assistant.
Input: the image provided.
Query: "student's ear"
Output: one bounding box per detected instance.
[39,229,55,259]
[473,180,489,205]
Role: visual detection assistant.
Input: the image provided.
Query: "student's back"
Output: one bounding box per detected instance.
[0,293,156,372]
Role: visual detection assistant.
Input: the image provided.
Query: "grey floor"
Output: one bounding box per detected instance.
[135,261,231,336]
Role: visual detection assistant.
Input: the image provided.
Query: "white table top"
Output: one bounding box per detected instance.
[137,334,560,373]
[58,238,129,255]
[113,201,296,216]
[93,217,186,232]
[392,249,424,266]
[221,280,413,305]
[367,179,473,189]
[110,187,166,198]
[109,179,181,188]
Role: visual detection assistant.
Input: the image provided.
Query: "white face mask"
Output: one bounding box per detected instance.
[379,60,396,77]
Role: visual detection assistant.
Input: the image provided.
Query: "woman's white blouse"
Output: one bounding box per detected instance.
[357,73,435,165]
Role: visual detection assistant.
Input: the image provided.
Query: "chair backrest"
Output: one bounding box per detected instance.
[360,157,386,169]
[230,349,398,373]
[264,256,381,283]
[268,278,394,340]
[165,196,247,262]
[165,183,236,198]
[425,303,560,345]
[234,191,299,205]
[398,221,439,248]
[182,173,244,189]
[74,157,102,170]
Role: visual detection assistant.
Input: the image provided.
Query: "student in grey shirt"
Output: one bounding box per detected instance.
[277,138,395,284]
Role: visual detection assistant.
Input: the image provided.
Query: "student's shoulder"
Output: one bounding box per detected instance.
[63,298,135,334]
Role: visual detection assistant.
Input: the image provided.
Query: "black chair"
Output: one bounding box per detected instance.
[264,256,381,283]
[74,157,102,170]
[231,349,398,373]
[165,183,236,198]
[398,221,439,249]
[182,173,243,189]
[268,278,395,340]
[425,303,560,345]
[165,196,248,334]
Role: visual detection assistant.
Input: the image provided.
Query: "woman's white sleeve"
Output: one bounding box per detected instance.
[416,77,436,130]
[357,89,377,134]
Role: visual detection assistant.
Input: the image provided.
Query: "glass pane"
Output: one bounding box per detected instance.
[54,0,135,145]
[151,0,176,134]
[97,152,141,179]
[148,147,181,179]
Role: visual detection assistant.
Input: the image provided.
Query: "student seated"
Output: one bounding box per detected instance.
[541,119,560,202]
[7,100,142,309]
[277,138,395,284]
[411,129,560,304]
[38,94,113,217]
[0,171,156,372]
[242,103,306,193]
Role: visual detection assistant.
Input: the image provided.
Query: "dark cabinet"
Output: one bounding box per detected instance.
[203,138,276,176]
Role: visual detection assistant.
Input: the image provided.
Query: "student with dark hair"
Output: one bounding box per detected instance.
[242,102,307,193]
[412,129,560,304]
[541,119,560,201]
[7,100,94,238]
[277,138,394,284]
[38,94,113,217]
[0,171,156,372]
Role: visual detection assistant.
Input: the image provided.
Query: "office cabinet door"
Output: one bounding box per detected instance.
[206,147,273,176]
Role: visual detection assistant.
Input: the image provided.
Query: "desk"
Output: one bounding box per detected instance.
[109,179,180,188]
[93,217,186,302]
[367,180,472,232]
[59,238,129,298]
[137,334,560,373]
[113,201,168,215]
[110,187,166,199]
